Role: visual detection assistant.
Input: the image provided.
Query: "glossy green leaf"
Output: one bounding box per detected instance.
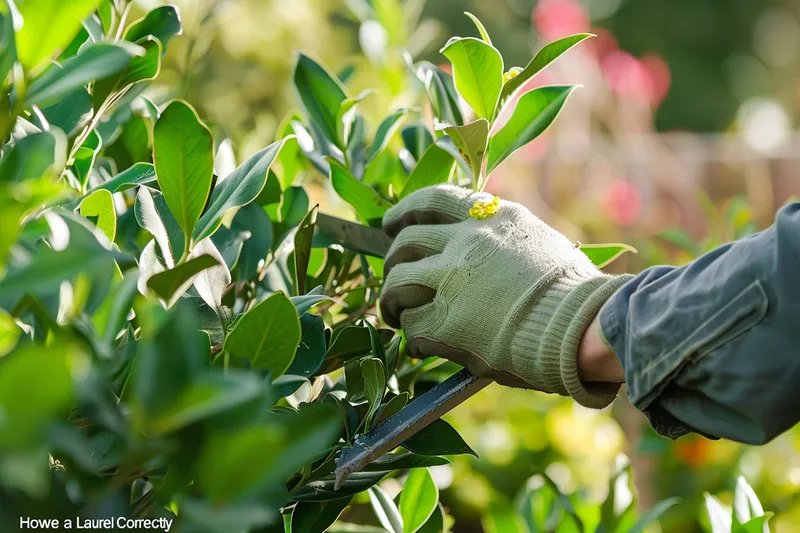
[41,87,92,136]
[375,391,408,424]
[0,131,62,182]
[191,238,232,313]
[401,143,455,198]
[92,37,162,108]
[400,468,439,533]
[361,357,385,430]
[286,314,327,377]
[366,109,409,163]
[369,485,404,533]
[294,205,318,296]
[402,418,477,457]
[464,11,492,44]
[294,54,348,147]
[414,62,463,126]
[580,243,637,269]
[293,470,388,502]
[329,158,392,224]
[737,514,773,533]
[440,37,503,120]
[79,189,116,242]
[15,0,102,72]
[146,254,219,306]
[364,452,450,472]
[401,123,434,162]
[498,34,593,112]
[72,129,101,188]
[291,293,334,316]
[154,100,214,251]
[135,186,184,267]
[87,163,156,195]
[194,138,291,242]
[438,118,488,187]
[224,291,301,377]
[486,85,577,175]
[26,42,142,108]
[291,498,352,533]
[124,5,183,48]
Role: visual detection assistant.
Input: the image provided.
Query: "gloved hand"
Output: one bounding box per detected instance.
[380,185,633,408]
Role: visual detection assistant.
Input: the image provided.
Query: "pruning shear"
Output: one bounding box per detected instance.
[314,213,492,490]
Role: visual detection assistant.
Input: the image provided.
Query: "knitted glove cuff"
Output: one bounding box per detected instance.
[511,267,634,409]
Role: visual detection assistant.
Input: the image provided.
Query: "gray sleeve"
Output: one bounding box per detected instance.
[599,202,800,444]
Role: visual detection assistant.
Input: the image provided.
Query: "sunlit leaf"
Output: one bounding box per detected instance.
[79,189,116,242]
[400,468,439,533]
[580,243,637,269]
[329,158,392,224]
[369,485,403,533]
[440,37,503,120]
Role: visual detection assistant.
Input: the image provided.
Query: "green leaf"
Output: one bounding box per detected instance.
[369,485,404,533]
[224,291,301,377]
[734,476,764,525]
[124,5,183,48]
[440,37,503,120]
[414,62,463,126]
[291,293,334,316]
[134,186,184,267]
[0,309,21,356]
[400,468,439,533]
[737,514,773,533]
[197,403,341,503]
[294,53,348,147]
[154,100,215,250]
[79,189,116,242]
[483,496,527,533]
[86,162,156,195]
[337,89,372,147]
[194,138,292,242]
[486,85,577,175]
[192,238,232,313]
[580,243,637,269]
[291,498,352,533]
[375,391,408,425]
[626,497,679,533]
[498,34,593,112]
[437,118,488,188]
[0,2,16,86]
[323,325,372,367]
[401,123,434,162]
[92,36,162,109]
[293,470,388,502]
[0,131,63,182]
[72,129,102,189]
[0,343,74,450]
[416,503,445,533]
[366,109,409,163]
[15,0,102,72]
[41,87,92,136]
[26,42,142,108]
[146,254,220,306]
[329,158,393,224]
[401,143,455,198]
[286,314,327,377]
[294,206,318,296]
[464,11,492,44]
[364,452,450,472]
[361,357,385,430]
[704,494,732,533]
[402,418,477,457]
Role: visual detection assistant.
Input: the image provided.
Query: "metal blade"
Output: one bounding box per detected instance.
[333,369,491,489]
[314,213,393,258]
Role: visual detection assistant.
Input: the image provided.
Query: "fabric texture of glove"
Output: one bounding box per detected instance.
[380,185,633,409]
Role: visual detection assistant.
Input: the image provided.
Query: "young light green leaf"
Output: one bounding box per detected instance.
[26,42,142,108]
[440,37,503,120]
[580,243,637,269]
[154,100,214,253]
[498,33,593,112]
[486,85,577,175]
[329,158,393,224]
[124,5,183,48]
[291,498,352,533]
[294,53,348,147]
[15,0,102,72]
[79,189,116,242]
[194,137,292,242]
[705,494,733,533]
[400,468,439,533]
[437,118,488,188]
[401,143,455,198]
[366,109,409,163]
[72,129,102,189]
[361,357,386,430]
[738,514,773,533]
[224,291,301,377]
[293,205,318,296]
[402,418,477,457]
[146,254,220,307]
[464,11,492,44]
[369,485,404,533]
[482,497,527,533]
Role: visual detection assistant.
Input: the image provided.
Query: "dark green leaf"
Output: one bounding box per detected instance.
[124,5,183,48]
[498,34,593,112]
[225,291,301,377]
[487,85,577,175]
[366,109,409,163]
[26,42,142,108]
[294,206,318,295]
[401,123,434,162]
[293,470,388,502]
[361,357,385,430]
[402,418,477,457]
[287,314,327,377]
[416,503,445,533]
[92,37,161,108]
[0,131,62,182]
[291,293,334,316]
[41,87,92,136]
[291,498,352,533]
[321,325,372,372]
[154,100,214,250]
[400,468,438,533]
[294,54,348,147]
[401,143,455,198]
[580,243,637,269]
[374,391,408,425]
[440,37,503,120]
[364,452,449,472]
[235,203,272,279]
[146,254,219,306]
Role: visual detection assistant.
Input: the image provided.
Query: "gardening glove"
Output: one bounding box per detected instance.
[380,185,634,409]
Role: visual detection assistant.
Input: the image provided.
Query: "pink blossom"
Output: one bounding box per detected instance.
[603,179,642,225]
[533,0,589,40]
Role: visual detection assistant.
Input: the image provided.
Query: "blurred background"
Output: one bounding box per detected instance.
[131,0,800,531]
